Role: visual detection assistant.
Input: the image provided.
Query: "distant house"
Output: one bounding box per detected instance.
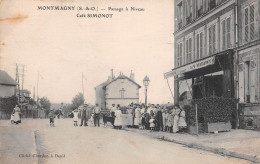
[0,70,18,98]
[95,71,141,109]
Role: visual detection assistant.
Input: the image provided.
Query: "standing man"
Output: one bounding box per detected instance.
[80,104,88,126]
[110,104,116,117]
[93,104,101,127]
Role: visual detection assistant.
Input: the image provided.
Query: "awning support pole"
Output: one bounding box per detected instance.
[186,79,193,98]
[166,78,175,101]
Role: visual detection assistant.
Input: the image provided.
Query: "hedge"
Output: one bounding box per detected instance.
[185,97,238,126]
[0,96,18,114]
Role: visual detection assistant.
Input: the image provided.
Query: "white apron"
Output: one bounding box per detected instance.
[114,110,122,126]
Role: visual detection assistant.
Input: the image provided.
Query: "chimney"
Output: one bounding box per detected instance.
[130,70,135,81]
[111,69,115,79]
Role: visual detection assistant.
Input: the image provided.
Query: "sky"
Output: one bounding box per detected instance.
[0,0,175,105]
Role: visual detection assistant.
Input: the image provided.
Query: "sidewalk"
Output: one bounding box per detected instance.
[125,128,260,163]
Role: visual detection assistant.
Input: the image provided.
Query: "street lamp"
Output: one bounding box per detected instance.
[143,76,150,109]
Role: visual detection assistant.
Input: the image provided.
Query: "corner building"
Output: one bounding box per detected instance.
[168,0,236,106]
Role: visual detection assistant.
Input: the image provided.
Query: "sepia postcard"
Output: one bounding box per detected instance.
[0,0,260,163]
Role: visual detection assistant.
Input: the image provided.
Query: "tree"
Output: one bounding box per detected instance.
[72,93,84,109]
[40,97,51,118]
[40,97,51,110]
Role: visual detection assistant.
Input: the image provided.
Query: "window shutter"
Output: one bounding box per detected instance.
[186,40,189,63]
[249,5,254,40]
[209,27,212,55]
[245,8,249,42]
[189,38,192,62]
[222,20,226,50]
[250,61,256,102]
[200,33,203,58]
[180,43,183,65]
[213,25,216,54]
[238,63,244,102]
[177,44,180,66]
[196,34,200,60]
[227,17,231,48]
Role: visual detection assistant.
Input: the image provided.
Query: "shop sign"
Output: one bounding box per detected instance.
[164,56,215,79]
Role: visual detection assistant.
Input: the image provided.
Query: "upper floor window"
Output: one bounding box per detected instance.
[208,21,217,55]
[186,0,193,24]
[185,36,193,63]
[177,1,183,29]
[195,31,203,60]
[221,17,231,50]
[243,3,255,44]
[209,0,216,10]
[176,42,183,67]
[120,88,125,98]
[197,0,204,17]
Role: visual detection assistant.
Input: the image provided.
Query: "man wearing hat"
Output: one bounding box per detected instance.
[93,104,101,127]
[80,104,88,126]
[110,104,116,118]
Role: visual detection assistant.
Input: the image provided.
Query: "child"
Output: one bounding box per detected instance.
[72,109,79,126]
[48,110,55,127]
[149,116,155,132]
[90,113,94,125]
[140,113,146,130]
[10,114,14,124]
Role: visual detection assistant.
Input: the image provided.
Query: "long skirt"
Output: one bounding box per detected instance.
[178,117,187,127]
[134,115,140,126]
[13,112,20,123]
[127,114,133,126]
[173,115,179,133]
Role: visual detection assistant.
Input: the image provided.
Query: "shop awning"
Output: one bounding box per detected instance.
[164,56,215,79]
[164,49,234,79]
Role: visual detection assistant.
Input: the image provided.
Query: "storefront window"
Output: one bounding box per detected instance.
[179,79,192,106]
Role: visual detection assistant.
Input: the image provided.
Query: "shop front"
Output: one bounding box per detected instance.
[165,49,235,104]
[165,49,237,133]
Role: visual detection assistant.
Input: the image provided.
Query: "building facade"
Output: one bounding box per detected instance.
[237,0,260,129]
[166,0,237,106]
[164,0,260,130]
[0,70,18,98]
[95,71,141,109]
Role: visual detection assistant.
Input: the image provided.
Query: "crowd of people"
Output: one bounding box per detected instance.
[47,103,187,134]
[111,103,187,133]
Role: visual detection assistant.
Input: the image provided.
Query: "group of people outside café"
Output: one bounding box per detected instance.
[109,103,187,133]
[91,102,187,133]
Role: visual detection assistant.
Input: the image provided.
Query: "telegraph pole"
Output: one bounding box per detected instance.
[21,65,25,111]
[22,65,24,91]
[82,72,85,104]
[37,71,39,105]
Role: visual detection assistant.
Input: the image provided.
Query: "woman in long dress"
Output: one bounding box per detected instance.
[13,105,21,124]
[173,107,181,133]
[134,106,141,128]
[114,107,122,129]
[162,107,167,131]
[127,107,133,127]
